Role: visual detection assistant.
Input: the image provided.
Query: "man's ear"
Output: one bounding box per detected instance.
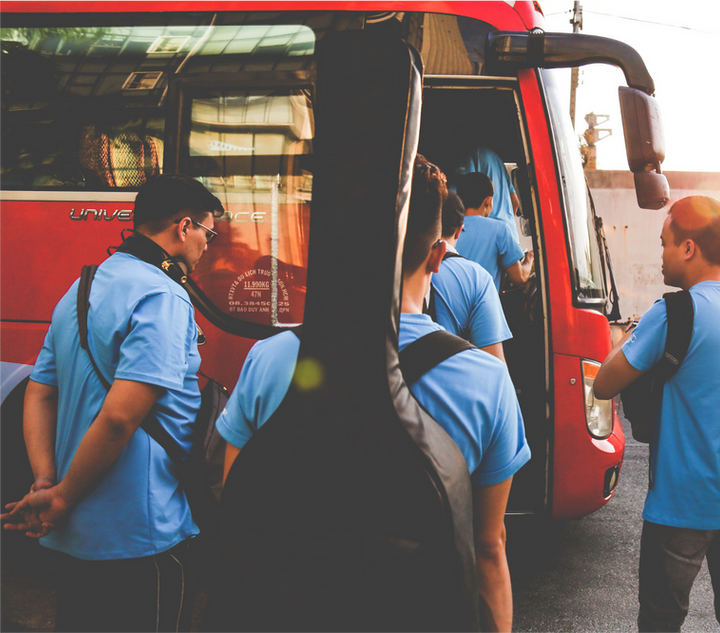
[453,225,463,241]
[427,239,446,274]
[176,217,191,243]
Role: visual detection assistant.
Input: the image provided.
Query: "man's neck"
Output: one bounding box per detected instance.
[682,266,720,290]
[400,270,431,314]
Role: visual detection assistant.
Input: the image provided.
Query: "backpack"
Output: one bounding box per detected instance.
[77,249,227,531]
[621,290,694,444]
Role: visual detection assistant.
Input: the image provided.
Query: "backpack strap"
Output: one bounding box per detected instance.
[76,265,185,462]
[657,290,694,380]
[400,330,475,385]
[77,265,111,391]
[423,251,464,321]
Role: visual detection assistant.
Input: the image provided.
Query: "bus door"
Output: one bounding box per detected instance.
[419,76,548,515]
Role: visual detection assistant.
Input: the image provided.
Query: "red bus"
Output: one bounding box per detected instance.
[0,1,667,520]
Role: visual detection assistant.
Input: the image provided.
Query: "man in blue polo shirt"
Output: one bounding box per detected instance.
[455,172,534,291]
[455,146,521,245]
[2,175,224,632]
[429,190,511,361]
[594,196,720,632]
[217,155,530,631]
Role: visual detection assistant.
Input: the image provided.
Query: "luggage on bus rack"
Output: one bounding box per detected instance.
[204,31,480,632]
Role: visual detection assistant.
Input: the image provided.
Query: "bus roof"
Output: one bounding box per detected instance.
[1,1,544,31]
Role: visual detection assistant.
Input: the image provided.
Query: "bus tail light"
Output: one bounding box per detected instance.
[581,360,613,439]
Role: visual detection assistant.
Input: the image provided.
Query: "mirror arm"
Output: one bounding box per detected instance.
[486,31,655,96]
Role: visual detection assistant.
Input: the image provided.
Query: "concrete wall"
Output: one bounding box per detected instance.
[585,170,720,320]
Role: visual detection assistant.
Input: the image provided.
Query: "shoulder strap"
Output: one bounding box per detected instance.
[76,264,185,465]
[77,265,98,352]
[424,251,464,321]
[77,265,111,391]
[659,290,694,377]
[400,330,475,385]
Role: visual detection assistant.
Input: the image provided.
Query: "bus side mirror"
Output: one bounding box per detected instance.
[619,87,669,209]
[634,172,670,210]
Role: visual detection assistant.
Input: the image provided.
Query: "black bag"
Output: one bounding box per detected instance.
[621,290,694,443]
[77,263,225,531]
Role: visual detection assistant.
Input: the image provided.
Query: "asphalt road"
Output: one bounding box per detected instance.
[509,413,717,632]
[2,413,717,632]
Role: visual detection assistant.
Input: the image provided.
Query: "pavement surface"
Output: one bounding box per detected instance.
[2,413,717,632]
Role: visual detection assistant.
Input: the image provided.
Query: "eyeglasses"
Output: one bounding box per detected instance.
[175,218,218,244]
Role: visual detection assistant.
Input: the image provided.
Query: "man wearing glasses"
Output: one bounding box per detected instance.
[2,175,223,632]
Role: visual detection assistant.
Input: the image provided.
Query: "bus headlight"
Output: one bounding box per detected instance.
[582,360,613,439]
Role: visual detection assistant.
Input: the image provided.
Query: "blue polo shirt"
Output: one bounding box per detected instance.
[456,216,525,290]
[431,247,512,347]
[622,281,720,529]
[217,313,530,487]
[31,252,200,560]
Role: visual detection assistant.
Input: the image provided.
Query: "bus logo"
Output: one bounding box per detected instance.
[70,208,133,221]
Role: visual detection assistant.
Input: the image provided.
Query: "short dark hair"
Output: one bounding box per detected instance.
[668,195,720,266]
[403,155,448,274]
[442,191,466,238]
[133,174,225,231]
[456,172,494,210]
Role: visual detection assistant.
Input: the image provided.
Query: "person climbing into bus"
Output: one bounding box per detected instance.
[1,174,224,632]
[455,171,534,291]
[216,155,531,632]
[427,190,512,361]
[454,145,521,245]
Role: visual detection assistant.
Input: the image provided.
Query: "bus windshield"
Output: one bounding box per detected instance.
[541,69,605,302]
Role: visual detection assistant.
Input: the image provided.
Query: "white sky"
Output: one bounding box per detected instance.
[538,0,720,172]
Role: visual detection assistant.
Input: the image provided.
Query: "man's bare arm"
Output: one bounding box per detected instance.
[473,477,514,633]
[505,250,534,286]
[594,327,644,400]
[223,443,241,485]
[480,343,506,363]
[23,380,59,489]
[4,379,161,535]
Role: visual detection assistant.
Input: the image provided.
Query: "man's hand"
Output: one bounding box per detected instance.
[2,485,69,538]
[1,476,59,537]
[594,321,645,400]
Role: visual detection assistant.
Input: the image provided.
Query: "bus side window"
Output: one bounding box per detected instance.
[79,125,163,188]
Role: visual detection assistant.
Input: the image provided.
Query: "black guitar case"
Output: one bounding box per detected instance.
[205,31,480,632]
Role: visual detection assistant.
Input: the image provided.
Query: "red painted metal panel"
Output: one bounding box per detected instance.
[0,321,49,366]
[0,200,131,322]
[552,353,624,520]
[1,0,544,30]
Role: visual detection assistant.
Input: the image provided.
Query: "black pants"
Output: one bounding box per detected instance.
[638,520,720,632]
[53,539,196,633]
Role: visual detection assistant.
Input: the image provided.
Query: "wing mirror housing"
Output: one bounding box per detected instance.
[487,31,670,210]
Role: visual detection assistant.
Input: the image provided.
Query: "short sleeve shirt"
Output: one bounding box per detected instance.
[431,250,512,347]
[456,216,525,290]
[31,252,200,560]
[217,313,530,487]
[622,281,720,529]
